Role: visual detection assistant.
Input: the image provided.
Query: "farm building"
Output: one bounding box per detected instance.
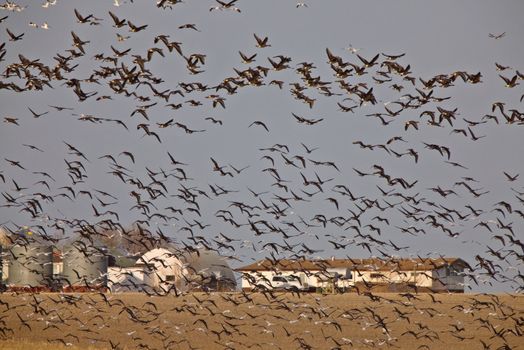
[0,226,237,293]
[108,248,183,293]
[182,249,237,291]
[236,257,469,293]
[108,247,237,293]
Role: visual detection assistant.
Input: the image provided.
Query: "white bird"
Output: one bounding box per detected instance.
[42,0,56,8]
[345,44,361,54]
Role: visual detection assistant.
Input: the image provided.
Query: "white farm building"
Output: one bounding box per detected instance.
[108,248,236,294]
[236,257,468,293]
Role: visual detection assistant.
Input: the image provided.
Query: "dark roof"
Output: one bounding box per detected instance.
[235,257,467,272]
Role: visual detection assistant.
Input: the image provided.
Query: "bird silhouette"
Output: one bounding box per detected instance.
[0,2,522,350]
[249,120,269,132]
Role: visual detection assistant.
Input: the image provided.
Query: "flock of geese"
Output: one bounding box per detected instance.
[0,0,523,349]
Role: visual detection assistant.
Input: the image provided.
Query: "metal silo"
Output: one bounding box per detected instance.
[62,240,108,291]
[7,236,54,289]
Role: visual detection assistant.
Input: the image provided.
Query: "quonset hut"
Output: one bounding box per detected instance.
[108,247,237,294]
[183,249,237,292]
[108,247,186,294]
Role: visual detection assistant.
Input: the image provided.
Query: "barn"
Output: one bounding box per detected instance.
[236,257,469,293]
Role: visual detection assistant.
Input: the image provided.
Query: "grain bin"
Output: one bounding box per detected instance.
[7,235,54,289]
[61,240,108,291]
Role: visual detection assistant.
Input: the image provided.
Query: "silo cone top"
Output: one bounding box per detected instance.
[13,230,54,248]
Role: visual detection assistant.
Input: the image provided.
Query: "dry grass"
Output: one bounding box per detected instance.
[0,292,522,349]
[0,339,101,350]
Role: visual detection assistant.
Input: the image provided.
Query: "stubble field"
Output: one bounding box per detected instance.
[0,292,522,349]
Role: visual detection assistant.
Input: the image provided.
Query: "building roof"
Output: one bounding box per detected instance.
[137,248,183,269]
[235,257,467,272]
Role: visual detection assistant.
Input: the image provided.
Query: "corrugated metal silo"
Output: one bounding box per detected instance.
[62,241,108,290]
[8,238,54,288]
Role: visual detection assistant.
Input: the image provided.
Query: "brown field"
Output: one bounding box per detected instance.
[0,292,522,349]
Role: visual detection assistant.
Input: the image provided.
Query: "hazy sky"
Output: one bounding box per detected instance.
[1,0,523,292]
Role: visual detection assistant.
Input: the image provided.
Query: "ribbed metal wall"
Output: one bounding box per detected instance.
[7,243,53,287]
[62,242,108,287]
